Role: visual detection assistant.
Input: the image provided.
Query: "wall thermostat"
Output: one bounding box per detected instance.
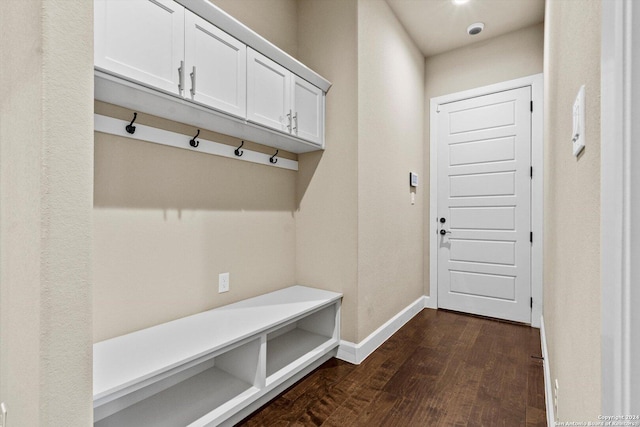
[410,172,418,187]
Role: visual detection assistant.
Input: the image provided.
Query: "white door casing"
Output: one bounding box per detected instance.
[95,0,185,95]
[184,11,247,118]
[429,74,543,327]
[601,0,640,414]
[436,87,532,323]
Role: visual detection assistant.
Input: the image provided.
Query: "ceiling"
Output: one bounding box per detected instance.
[385,0,545,57]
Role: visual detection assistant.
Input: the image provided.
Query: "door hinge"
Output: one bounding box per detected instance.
[530,297,533,308]
[530,166,533,178]
[530,101,533,112]
[530,232,533,243]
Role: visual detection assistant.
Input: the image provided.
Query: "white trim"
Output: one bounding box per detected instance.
[429,74,544,327]
[336,296,426,365]
[540,315,555,427]
[94,114,298,171]
[601,0,638,414]
[423,295,436,310]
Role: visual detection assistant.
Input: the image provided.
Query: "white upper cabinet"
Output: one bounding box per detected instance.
[292,76,324,145]
[94,0,330,153]
[184,11,247,118]
[246,48,292,133]
[247,48,324,146]
[95,0,185,95]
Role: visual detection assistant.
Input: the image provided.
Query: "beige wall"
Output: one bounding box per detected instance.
[356,0,425,340]
[93,1,302,342]
[93,104,298,341]
[423,23,544,295]
[0,0,93,425]
[210,0,298,58]
[296,0,425,343]
[424,23,545,100]
[296,0,360,342]
[543,0,601,421]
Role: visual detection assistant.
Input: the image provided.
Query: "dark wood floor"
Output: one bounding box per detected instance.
[240,308,546,426]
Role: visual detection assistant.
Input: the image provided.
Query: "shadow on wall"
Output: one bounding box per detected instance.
[93,100,302,214]
[295,150,323,210]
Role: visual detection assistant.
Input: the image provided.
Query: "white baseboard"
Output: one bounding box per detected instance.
[337,296,427,365]
[424,294,436,309]
[540,315,555,427]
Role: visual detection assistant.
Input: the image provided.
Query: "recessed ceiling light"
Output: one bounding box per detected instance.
[453,0,470,5]
[467,22,484,35]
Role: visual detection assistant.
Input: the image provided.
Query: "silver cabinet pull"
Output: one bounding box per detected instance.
[190,66,196,97]
[287,109,292,132]
[178,60,184,94]
[293,112,298,135]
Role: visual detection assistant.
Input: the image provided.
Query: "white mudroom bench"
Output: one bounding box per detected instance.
[93,286,342,426]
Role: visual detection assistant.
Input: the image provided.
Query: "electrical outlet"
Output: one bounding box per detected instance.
[1,402,7,427]
[218,273,229,293]
[554,379,559,421]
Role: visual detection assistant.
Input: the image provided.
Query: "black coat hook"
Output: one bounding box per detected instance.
[269,149,279,164]
[234,141,244,157]
[125,112,137,134]
[189,129,200,148]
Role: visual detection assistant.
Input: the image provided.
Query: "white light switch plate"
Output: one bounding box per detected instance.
[572,85,586,156]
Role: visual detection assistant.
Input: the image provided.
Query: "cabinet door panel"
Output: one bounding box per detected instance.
[247,48,291,133]
[95,0,185,95]
[185,12,247,118]
[292,76,324,146]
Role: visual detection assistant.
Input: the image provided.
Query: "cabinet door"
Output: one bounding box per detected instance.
[247,48,291,133]
[292,76,324,146]
[184,11,247,118]
[94,0,185,95]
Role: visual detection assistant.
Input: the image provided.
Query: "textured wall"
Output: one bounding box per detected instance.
[0,0,94,424]
[93,103,298,341]
[93,0,302,341]
[356,0,425,341]
[543,0,601,421]
[210,0,298,57]
[295,0,360,342]
[424,23,544,295]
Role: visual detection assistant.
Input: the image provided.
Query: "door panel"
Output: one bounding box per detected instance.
[292,76,324,145]
[449,239,516,265]
[449,137,516,166]
[246,48,291,133]
[95,0,185,95]
[449,206,516,230]
[449,271,516,301]
[184,11,246,118]
[437,86,531,323]
[449,100,516,134]
[449,171,516,198]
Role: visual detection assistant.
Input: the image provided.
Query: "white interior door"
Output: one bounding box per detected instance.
[94,0,185,95]
[436,86,532,323]
[184,11,247,118]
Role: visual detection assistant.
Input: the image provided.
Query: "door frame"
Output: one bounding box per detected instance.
[428,74,544,327]
[600,0,639,413]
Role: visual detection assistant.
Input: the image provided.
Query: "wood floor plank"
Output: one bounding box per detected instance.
[238,309,547,426]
